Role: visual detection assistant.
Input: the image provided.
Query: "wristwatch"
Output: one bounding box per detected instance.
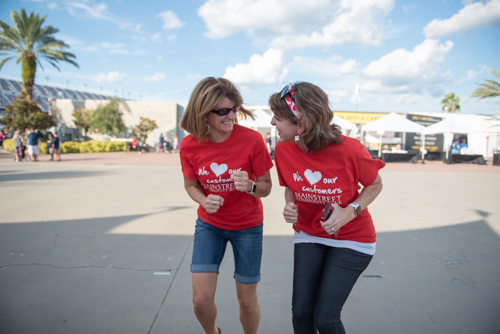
[348,202,362,216]
[246,180,257,194]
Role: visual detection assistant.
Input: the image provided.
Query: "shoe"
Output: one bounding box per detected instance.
[217,327,222,334]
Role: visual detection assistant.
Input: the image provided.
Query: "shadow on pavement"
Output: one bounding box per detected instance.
[1,216,499,334]
[0,170,109,182]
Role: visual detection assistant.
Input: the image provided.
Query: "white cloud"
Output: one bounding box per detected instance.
[66,1,117,23]
[423,0,500,38]
[403,4,417,13]
[187,73,201,81]
[271,0,395,50]
[157,56,164,61]
[223,49,288,86]
[151,33,162,43]
[291,56,357,77]
[458,70,478,84]
[93,71,128,83]
[157,11,185,30]
[199,0,394,49]
[326,90,348,103]
[361,39,453,94]
[397,93,420,104]
[143,73,166,82]
[47,3,59,10]
[198,0,331,39]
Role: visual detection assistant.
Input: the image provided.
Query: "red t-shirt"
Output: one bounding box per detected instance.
[180,124,274,230]
[274,136,385,243]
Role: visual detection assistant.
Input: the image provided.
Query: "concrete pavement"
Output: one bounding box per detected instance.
[1,150,499,333]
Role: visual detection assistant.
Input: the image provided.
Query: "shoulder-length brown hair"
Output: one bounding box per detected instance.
[180,77,254,142]
[268,82,343,153]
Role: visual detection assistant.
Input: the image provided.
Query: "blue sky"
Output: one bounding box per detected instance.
[1,0,499,114]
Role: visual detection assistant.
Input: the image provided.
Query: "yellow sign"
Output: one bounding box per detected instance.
[334,112,404,124]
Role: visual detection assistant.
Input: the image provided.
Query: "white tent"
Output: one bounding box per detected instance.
[330,115,357,134]
[422,116,485,135]
[361,112,425,133]
[360,112,425,157]
[238,109,273,128]
[421,116,486,159]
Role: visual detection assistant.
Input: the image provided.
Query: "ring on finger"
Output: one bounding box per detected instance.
[331,227,335,233]
[212,200,217,206]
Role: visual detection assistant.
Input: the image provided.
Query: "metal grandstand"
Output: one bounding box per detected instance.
[0,78,113,113]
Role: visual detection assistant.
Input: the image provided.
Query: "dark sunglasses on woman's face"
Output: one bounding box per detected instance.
[210,106,239,116]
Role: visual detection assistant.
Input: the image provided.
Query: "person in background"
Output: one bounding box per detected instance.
[157,133,165,154]
[0,129,5,148]
[460,138,468,152]
[451,138,460,154]
[180,77,273,334]
[47,134,54,161]
[131,137,139,152]
[52,132,61,161]
[173,136,179,153]
[264,133,273,158]
[26,128,40,162]
[269,82,384,334]
[13,129,24,162]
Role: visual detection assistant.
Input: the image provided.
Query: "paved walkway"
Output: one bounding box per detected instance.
[1,149,499,333]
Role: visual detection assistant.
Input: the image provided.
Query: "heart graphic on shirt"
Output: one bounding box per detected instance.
[304,169,322,186]
[210,163,228,177]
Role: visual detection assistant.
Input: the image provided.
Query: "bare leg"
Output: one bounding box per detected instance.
[236,282,260,334]
[192,273,220,334]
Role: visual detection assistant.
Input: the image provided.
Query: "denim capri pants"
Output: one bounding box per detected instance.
[191,217,263,284]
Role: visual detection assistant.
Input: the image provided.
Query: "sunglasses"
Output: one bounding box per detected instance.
[210,106,239,116]
[280,85,295,101]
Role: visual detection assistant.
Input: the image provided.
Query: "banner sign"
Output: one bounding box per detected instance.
[405,114,444,151]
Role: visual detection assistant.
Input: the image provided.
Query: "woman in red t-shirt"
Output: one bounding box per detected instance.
[179,77,273,334]
[269,82,385,334]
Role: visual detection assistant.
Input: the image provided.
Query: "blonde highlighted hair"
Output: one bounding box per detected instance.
[268,82,342,153]
[180,77,254,142]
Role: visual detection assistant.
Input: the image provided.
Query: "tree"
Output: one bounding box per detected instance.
[0,8,78,102]
[0,92,55,131]
[441,92,460,112]
[471,62,500,101]
[133,117,158,141]
[72,107,92,137]
[89,97,127,137]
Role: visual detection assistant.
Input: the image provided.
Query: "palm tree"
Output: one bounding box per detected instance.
[0,8,78,102]
[471,62,500,101]
[441,92,460,112]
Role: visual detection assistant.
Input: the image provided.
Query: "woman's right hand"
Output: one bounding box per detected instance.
[283,202,298,224]
[204,194,224,214]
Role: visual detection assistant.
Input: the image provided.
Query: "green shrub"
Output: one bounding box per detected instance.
[106,141,126,152]
[58,140,127,153]
[39,142,48,154]
[3,139,14,152]
[60,141,81,153]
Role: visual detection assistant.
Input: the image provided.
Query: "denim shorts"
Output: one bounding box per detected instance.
[191,218,263,284]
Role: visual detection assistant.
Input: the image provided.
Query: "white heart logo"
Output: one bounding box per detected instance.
[304,169,322,186]
[210,163,228,177]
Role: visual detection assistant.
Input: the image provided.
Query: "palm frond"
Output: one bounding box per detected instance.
[0,56,13,69]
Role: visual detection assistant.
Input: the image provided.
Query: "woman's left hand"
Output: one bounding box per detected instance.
[230,171,251,192]
[320,203,356,236]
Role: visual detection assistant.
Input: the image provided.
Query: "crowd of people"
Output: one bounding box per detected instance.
[0,128,61,162]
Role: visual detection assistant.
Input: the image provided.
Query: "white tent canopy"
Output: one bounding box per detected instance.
[422,115,486,135]
[238,109,273,128]
[330,115,356,131]
[361,112,425,133]
[360,112,425,157]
